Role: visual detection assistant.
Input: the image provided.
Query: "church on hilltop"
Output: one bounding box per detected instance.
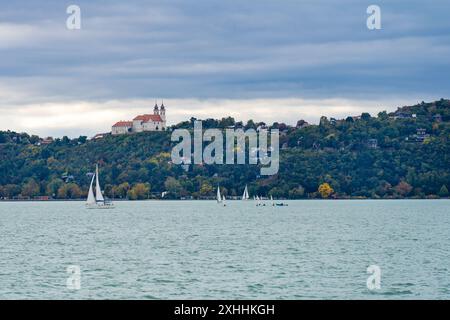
[112,102,167,135]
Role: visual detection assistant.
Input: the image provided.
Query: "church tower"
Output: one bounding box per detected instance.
[153,101,159,115]
[160,101,166,122]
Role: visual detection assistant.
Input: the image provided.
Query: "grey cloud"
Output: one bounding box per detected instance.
[0,0,449,135]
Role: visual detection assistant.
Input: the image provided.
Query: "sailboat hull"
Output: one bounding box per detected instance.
[86,202,115,210]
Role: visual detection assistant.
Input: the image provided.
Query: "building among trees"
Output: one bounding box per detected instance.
[112,102,167,135]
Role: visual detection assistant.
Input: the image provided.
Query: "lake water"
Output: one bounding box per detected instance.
[0,200,449,299]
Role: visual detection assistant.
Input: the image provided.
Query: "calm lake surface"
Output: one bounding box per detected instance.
[0,200,449,299]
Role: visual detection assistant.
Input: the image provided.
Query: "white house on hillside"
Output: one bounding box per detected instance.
[112,102,167,135]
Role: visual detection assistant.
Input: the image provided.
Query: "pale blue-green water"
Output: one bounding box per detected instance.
[0,200,449,299]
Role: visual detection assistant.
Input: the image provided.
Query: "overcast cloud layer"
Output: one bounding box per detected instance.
[0,0,449,137]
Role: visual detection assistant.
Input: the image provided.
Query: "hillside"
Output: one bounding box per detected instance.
[1,99,449,200]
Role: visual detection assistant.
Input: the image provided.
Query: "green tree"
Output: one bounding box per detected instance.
[113,182,130,199]
[199,182,213,197]
[127,183,150,200]
[2,184,21,198]
[438,185,449,197]
[289,186,305,199]
[164,177,182,195]
[46,178,64,197]
[57,183,82,199]
[21,179,40,197]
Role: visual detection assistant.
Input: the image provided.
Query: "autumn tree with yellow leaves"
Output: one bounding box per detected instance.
[318,183,334,198]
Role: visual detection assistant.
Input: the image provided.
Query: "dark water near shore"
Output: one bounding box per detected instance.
[0,200,449,299]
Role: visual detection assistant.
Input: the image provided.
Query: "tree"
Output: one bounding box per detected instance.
[378,111,388,120]
[199,182,213,197]
[268,187,284,198]
[394,181,413,197]
[62,136,71,144]
[127,183,150,200]
[21,179,40,197]
[113,182,130,199]
[318,183,334,198]
[245,119,256,130]
[289,186,305,199]
[296,120,308,128]
[439,185,449,197]
[0,98,449,200]
[164,177,182,195]
[29,135,40,144]
[46,178,64,197]
[57,183,82,199]
[0,132,7,143]
[219,117,235,128]
[2,184,21,198]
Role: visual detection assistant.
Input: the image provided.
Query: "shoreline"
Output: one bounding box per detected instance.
[0,198,448,202]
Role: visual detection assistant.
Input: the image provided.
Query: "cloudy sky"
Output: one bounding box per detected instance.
[1,0,449,137]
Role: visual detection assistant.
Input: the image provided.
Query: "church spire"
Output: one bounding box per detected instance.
[159,99,166,122]
[154,100,159,115]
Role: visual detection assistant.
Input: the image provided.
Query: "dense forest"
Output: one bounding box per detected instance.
[1,99,449,200]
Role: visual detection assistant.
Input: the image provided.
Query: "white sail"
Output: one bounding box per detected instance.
[217,186,222,203]
[271,195,274,206]
[242,185,249,200]
[86,173,96,205]
[95,164,105,202]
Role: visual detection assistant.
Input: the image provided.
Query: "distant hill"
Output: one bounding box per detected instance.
[1,99,449,200]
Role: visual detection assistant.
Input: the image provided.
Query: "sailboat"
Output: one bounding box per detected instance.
[271,195,275,206]
[86,164,114,209]
[242,185,250,200]
[217,186,226,206]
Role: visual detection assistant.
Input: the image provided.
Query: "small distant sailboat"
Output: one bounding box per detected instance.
[242,185,250,201]
[86,164,114,209]
[275,202,289,207]
[260,196,266,206]
[217,186,226,206]
[272,195,288,207]
[217,186,221,203]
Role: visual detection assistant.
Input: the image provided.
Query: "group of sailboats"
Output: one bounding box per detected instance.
[86,164,114,209]
[216,184,287,206]
[87,165,284,208]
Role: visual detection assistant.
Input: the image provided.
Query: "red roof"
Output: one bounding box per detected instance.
[133,114,162,122]
[112,121,133,127]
